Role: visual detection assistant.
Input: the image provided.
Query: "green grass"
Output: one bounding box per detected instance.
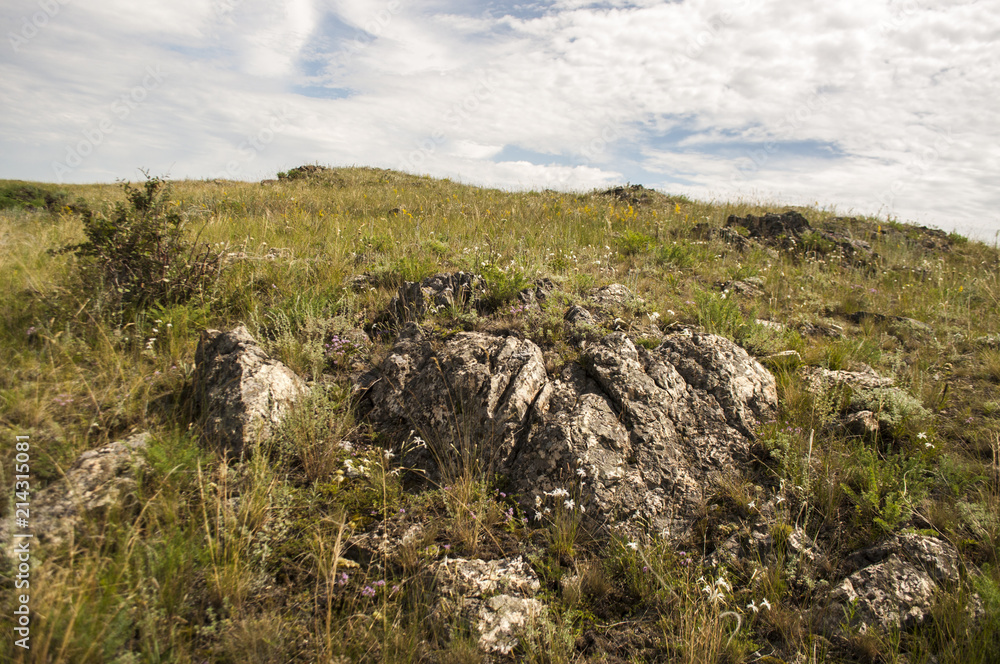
[2,166,999,663]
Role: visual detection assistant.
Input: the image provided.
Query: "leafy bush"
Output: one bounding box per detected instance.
[656,242,698,268]
[0,181,68,211]
[616,229,655,256]
[480,263,531,310]
[67,174,222,315]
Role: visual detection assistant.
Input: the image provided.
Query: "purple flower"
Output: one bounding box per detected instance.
[338,572,349,586]
[362,586,376,597]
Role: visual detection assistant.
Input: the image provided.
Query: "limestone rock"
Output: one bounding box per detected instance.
[589,283,636,308]
[2,433,149,551]
[822,534,961,633]
[431,556,543,656]
[363,327,776,538]
[362,325,548,474]
[195,326,307,455]
[800,365,895,393]
[842,410,880,439]
[389,272,481,322]
[564,305,596,327]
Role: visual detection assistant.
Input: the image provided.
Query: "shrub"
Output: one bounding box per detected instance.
[0,181,69,211]
[66,174,222,316]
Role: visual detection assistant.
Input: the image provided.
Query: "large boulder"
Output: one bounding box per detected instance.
[517,333,776,537]
[195,326,307,455]
[363,328,777,539]
[1,433,149,551]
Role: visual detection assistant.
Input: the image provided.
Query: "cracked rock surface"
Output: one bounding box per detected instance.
[1,432,149,552]
[195,325,307,456]
[362,327,777,539]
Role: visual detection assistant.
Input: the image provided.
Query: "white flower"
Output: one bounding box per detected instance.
[550,488,570,498]
[748,501,756,509]
[648,312,660,322]
[917,431,928,440]
[747,600,759,613]
[384,449,395,460]
[576,468,586,477]
[564,499,575,510]
[703,585,723,604]
[715,577,732,592]
[627,541,639,550]
[535,495,542,507]
[666,309,676,316]
[535,511,543,521]
[760,599,772,611]
[925,442,935,449]
[775,496,786,504]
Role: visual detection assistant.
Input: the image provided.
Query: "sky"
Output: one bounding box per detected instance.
[1,0,998,240]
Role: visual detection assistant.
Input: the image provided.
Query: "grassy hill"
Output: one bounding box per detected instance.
[1,168,999,663]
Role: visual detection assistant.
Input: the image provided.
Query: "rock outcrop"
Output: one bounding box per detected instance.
[195,326,307,455]
[389,272,482,323]
[725,211,876,264]
[1,433,149,551]
[361,326,777,539]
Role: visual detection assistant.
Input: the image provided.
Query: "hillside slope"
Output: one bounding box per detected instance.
[1,168,999,663]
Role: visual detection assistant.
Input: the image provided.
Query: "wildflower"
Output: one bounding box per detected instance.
[550,487,570,498]
[716,577,732,592]
[666,309,676,316]
[576,468,586,478]
[703,585,723,604]
[564,499,575,510]
[748,500,756,509]
[925,442,935,449]
[917,431,928,440]
[375,579,386,587]
[760,599,771,611]
[535,511,543,521]
[361,586,376,597]
[747,600,759,613]
[627,541,639,550]
[384,449,395,460]
[338,572,349,586]
[535,495,542,507]
[648,311,660,322]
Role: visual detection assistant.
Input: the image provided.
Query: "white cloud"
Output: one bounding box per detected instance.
[0,0,997,238]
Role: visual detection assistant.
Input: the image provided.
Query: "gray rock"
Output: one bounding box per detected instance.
[363,325,548,475]
[799,321,845,338]
[800,365,896,393]
[365,328,776,539]
[431,556,543,656]
[195,326,307,456]
[842,410,880,439]
[1,433,149,551]
[822,534,962,633]
[589,283,636,308]
[564,305,596,327]
[390,272,481,322]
